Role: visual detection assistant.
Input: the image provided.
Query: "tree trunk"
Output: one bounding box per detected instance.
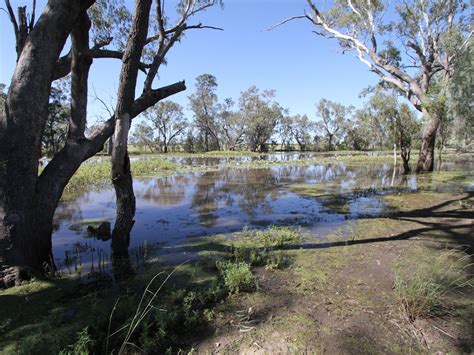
[107,138,113,155]
[0,0,85,277]
[416,109,441,172]
[110,0,152,276]
[328,134,333,151]
[1,0,186,284]
[400,147,411,174]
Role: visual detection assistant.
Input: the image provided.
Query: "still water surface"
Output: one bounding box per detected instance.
[52,155,473,271]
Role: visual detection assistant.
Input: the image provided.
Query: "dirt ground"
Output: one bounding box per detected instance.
[194,191,474,354]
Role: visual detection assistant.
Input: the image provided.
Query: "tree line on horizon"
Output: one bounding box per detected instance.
[130,73,424,155]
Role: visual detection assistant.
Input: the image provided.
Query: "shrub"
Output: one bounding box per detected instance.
[216,261,255,294]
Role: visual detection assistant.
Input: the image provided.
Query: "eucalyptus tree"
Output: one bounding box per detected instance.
[290,114,314,151]
[239,86,284,152]
[0,0,221,284]
[131,122,157,152]
[278,115,294,150]
[278,0,472,171]
[315,99,352,151]
[363,89,420,172]
[145,100,187,153]
[343,109,374,150]
[189,74,221,151]
[218,98,246,151]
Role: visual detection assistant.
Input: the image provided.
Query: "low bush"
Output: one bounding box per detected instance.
[216,260,255,294]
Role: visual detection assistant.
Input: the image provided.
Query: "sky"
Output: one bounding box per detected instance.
[0,0,380,126]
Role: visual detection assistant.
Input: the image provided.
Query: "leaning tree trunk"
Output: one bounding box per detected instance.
[416,109,441,173]
[110,0,152,276]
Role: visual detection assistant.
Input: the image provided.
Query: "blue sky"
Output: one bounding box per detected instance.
[0,0,379,125]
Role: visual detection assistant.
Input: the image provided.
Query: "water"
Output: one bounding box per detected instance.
[52,155,474,271]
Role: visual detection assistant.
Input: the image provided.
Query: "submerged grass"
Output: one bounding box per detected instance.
[62,158,179,199]
[229,226,301,269]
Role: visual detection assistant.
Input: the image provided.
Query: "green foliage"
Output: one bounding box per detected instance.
[216,260,255,294]
[346,89,420,151]
[189,74,221,151]
[143,100,188,153]
[43,78,70,157]
[131,122,157,153]
[315,98,353,151]
[239,86,284,152]
[59,327,94,355]
[88,0,131,50]
[395,248,473,320]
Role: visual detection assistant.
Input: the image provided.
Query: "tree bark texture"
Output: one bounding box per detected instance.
[0,0,86,274]
[416,109,441,173]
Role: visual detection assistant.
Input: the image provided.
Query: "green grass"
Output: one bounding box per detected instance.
[394,247,473,320]
[230,226,301,269]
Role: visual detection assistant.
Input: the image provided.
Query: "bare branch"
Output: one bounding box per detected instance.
[29,0,36,29]
[92,86,115,117]
[267,15,308,31]
[4,0,18,36]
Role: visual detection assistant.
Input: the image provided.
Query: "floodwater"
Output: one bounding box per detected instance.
[52,154,474,272]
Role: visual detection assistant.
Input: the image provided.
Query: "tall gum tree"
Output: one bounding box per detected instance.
[0,0,222,286]
[275,0,472,171]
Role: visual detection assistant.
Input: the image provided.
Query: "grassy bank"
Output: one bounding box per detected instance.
[1,187,472,353]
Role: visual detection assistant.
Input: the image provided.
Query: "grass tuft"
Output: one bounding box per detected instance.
[394,248,473,320]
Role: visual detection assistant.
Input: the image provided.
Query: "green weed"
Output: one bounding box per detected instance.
[59,327,94,355]
[216,260,256,294]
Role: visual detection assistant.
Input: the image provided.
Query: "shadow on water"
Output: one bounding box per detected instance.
[51,154,474,273]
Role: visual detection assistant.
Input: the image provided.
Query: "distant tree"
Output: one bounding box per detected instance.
[363,89,420,172]
[290,114,314,151]
[0,84,6,112]
[145,100,187,153]
[315,99,352,151]
[239,86,283,152]
[445,39,473,150]
[42,82,70,157]
[281,0,472,171]
[131,122,156,152]
[396,103,420,173]
[278,115,294,150]
[189,74,221,151]
[183,128,197,153]
[218,98,246,151]
[344,110,372,151]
